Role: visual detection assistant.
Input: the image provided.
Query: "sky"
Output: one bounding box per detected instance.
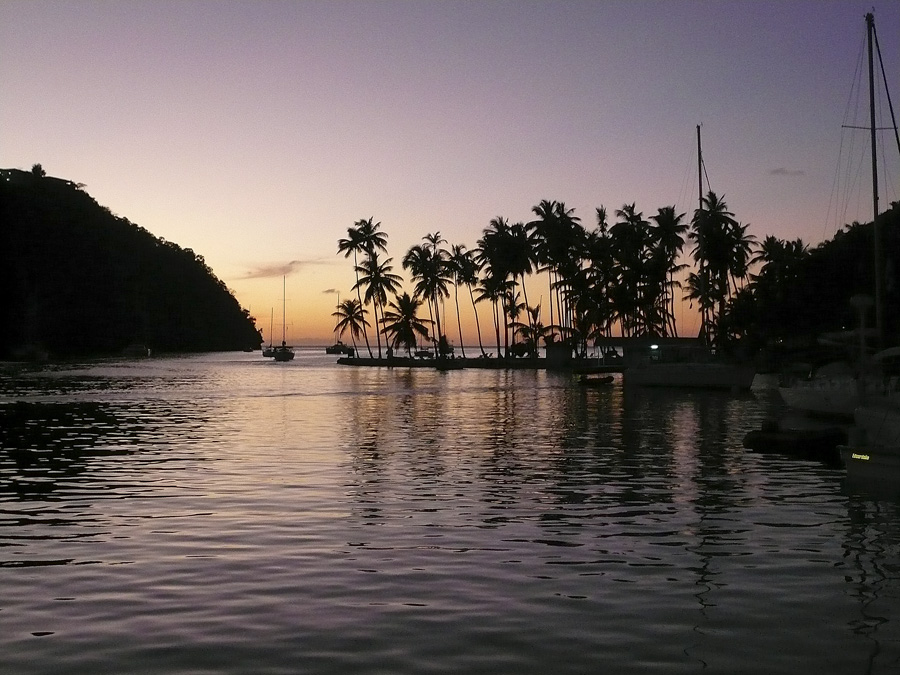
[3,0,899,344]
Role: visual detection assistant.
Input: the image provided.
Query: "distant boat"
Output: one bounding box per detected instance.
[272,341,294,362]
[326,293,355,356]
[325,340,354,356]
[272,277,294,362]
[578,374,614,387]
[123,343,151,358]
[263,308,276,358]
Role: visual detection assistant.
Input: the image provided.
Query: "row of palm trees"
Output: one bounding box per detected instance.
[334,194,778,359]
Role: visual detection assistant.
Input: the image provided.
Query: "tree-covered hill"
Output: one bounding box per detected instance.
[722,201,900,360]
[0,165,262,359]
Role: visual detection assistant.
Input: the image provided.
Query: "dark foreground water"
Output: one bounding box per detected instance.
[1,350,898,674]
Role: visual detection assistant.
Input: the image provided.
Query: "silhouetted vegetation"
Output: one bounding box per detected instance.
[721,203,900,360]
[1,166,262,359]
[336,200,900,363]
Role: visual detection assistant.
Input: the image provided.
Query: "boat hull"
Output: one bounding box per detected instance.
[778,381,859,419]
[854,403,900,446]
[624,363,756,390]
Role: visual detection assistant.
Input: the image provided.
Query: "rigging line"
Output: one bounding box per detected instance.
[872,19,900,160]
[830,22,874,233]
[676,133,697,215]
[876,82,899,205]
[841,28,868,128]
[823,130,846,240]
[700,158,712,198]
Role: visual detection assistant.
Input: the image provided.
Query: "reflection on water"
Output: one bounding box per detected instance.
[0,352,898,674]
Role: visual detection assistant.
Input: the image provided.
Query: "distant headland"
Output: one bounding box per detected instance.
[1,165,262,360]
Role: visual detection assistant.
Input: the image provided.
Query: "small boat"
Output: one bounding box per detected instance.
[578,374,614,387]
[272,341,295,362]
[263,309,275,358]
[325,340,354,355]
[272,277,294,362]
[435,357,464,371]
[840,414,900,490]
[123,343,151,358]
[743,418,845,464]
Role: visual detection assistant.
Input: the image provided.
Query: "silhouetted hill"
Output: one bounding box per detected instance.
[0,165,262,359]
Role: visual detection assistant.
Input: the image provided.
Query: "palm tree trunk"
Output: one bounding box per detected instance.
[554,269,563,334]
[493,300,502,358]
[353,251,374,358]
[501,295,510,358]
[433,292,444,355]
[374,299,383,358]
[469,286,487,357]
[519,274,532,337]
[546,267,554,339]
[454,283,466,358]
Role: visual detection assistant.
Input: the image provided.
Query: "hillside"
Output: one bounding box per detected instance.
[0,165,262,359]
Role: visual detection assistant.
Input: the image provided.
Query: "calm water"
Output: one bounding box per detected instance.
[1,350,898,674]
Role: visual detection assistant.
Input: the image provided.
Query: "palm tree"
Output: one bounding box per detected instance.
[611,203,653,336]
[356,217,389,256]
[355,252,402,358]
[475,273,512,358]
[331,298,369,354]
[688,191,739,346]
[449,245,487,357]
[650,206,688,336]
[512,304,551,357]
[337,218,388,357]
[447,244,470,358]
[507,221,536,339]
[726,221,758,294]
[381,292,431,357]
[403,239,452,355]
[337,225,371,356]
[529,200,583,340]
[751,236,808,291]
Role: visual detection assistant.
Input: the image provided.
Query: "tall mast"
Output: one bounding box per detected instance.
[867,12,884,346]
[697,124,703,210]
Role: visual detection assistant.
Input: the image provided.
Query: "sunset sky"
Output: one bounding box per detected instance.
[3,0,899,344]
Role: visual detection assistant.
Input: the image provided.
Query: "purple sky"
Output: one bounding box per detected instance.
[3,0,898,341]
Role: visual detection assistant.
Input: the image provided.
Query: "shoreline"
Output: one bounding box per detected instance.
[335,355,622,372]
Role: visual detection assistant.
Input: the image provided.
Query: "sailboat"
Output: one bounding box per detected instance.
[837,12,900,476]
[325,293,355,355]
[622,125,756,390]
[272,277,295,362]
[262,308,275,358]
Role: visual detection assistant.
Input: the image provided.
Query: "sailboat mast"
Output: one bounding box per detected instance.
[697,124,703,210]
[282,276,287,343]
[867,12,884,345]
